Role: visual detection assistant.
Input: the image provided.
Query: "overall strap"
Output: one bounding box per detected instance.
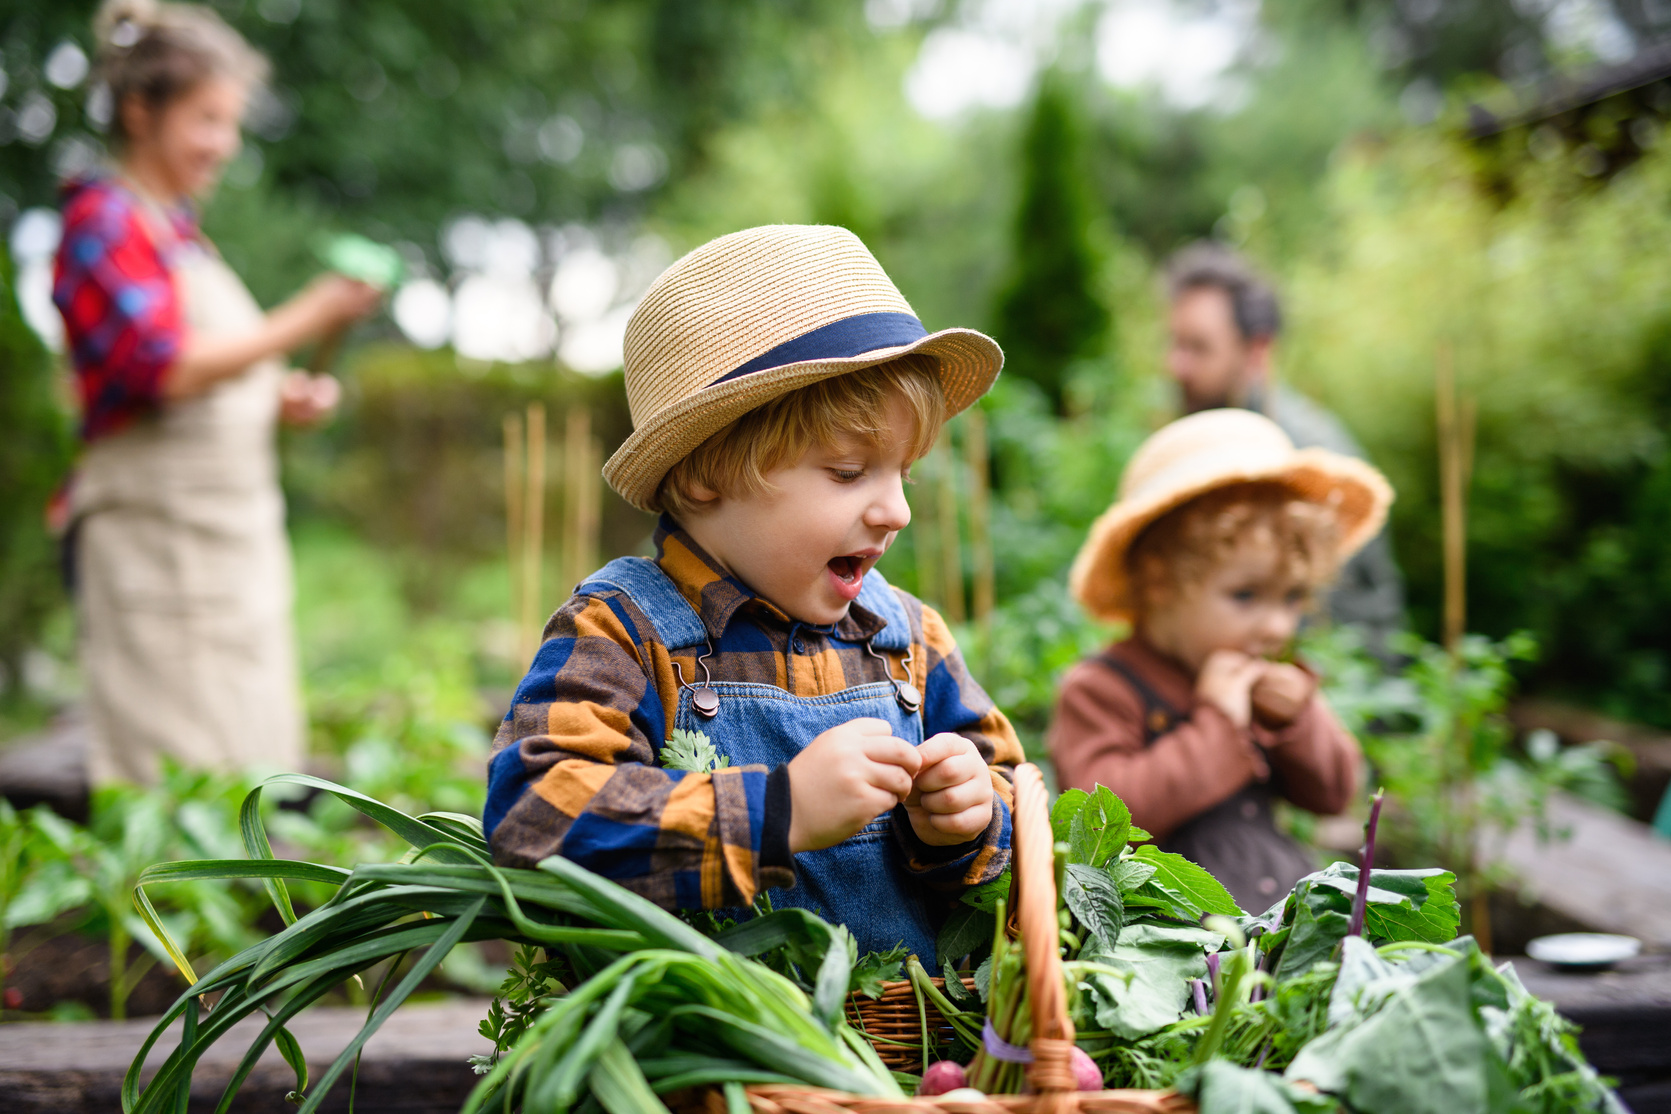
[1095,651,1183,747]
[853,567,914,652]
[577,557,710,652]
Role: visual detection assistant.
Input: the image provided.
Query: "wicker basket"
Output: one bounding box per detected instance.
[732,763,1196,1114]
[846,976,977,1070]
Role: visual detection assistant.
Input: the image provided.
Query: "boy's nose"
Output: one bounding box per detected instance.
[868,475,912,533]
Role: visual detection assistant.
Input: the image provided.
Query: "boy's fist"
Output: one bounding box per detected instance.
[787,718,921,853]
[903,733,994,847]
[1195,649,1266,728]
[1251,662,1315,730]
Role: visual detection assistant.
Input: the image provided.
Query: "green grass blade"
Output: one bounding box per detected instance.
[532,971,641,1112]
[295,896,486,1114]
[588,1038,674,1114]
[239,783,299,926]
[536,856,721,958]
[272,1024,308,1104]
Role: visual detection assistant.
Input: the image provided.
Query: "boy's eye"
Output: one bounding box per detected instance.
[829,468,864,482]
[1230,588,1258,604]
[1286,588,1309,606]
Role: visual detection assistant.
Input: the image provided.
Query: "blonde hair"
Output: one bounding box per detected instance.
[1126,482,1342,614]
[94,0,268,146]
[657,356,948,518]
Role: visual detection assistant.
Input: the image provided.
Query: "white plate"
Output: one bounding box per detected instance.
[1525,933,1642,969]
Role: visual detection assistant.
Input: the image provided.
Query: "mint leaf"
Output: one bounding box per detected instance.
[1132,845,1243,918]
[1062,862,1124,950]
[1051,788,1089,844]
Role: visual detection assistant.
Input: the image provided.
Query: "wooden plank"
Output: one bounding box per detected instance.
[0,997,493,1114]
[1493,791,1671,952]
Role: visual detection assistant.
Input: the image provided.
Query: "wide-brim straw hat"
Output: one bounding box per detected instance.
[1070,408,1394,624]
[603,224,1003,512]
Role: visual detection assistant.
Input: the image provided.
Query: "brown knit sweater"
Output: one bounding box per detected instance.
[1047,637,1361,842]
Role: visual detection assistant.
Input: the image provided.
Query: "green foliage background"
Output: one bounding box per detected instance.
[4,0,1671,756]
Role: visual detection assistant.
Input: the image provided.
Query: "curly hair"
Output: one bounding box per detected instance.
[1127,481,1342,612]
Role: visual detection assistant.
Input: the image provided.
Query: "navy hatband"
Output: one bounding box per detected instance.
[710,311,928,386]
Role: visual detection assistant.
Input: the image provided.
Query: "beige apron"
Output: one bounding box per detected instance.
[72,205,302,785]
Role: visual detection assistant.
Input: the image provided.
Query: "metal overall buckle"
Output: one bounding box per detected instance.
[672,640,721,718]
[866,638,922,714]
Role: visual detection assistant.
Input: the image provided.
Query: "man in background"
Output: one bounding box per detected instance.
[1163,241,1404,656]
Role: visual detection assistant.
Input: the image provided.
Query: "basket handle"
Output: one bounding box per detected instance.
[1012,763,1078,1100]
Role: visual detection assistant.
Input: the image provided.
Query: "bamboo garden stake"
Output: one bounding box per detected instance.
[562,406,601,595]
[963,406,995,666]
[522,403,547,667]
[936,431,966,624]
[503,412,525,660]
[1436,345,1488,952]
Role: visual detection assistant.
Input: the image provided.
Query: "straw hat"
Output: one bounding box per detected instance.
[602,225,1003,512]
[1069,408,1394,623]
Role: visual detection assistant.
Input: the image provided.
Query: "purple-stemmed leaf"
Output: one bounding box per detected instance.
[1348,789,1386,938]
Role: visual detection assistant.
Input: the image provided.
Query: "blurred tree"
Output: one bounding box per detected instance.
[0,240,73,701]
[991,71,1110,412]
[0,0,861,289]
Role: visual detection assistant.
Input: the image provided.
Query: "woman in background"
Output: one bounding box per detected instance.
[54,0,380,784]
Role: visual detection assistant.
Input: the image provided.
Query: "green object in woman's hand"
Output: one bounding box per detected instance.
[313,233,404,289]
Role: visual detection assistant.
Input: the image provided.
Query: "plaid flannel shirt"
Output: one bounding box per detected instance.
[486,517,1022,911]
[53,176,195,442]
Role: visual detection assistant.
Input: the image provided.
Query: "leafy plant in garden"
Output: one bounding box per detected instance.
[1304,626,1626,916]
[0,798,92,1013]
[32,765,271,1020]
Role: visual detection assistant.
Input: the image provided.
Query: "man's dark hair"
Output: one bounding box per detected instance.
[1164,242,1282,341]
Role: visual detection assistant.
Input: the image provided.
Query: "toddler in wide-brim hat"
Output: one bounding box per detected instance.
[1049,408,1393,912]
[484,225,1023,966]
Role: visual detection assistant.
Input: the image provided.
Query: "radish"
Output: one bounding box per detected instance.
[919,1060,969,1096]
[1070,1046,1102,1091]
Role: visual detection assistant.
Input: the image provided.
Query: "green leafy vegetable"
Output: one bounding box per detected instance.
[1061,862,1124,951]
[1128,845,1243,920]
[849,945,909,1000]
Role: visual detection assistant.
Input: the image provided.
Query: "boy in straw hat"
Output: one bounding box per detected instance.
[1049,409,1393,910]
[485,225,1022,963]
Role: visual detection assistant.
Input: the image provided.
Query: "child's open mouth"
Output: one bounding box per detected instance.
[826,554,871,601]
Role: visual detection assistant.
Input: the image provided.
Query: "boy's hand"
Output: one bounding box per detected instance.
[1195,649,1265,729]
[1251,662,1315,730]
[902,733,994,848]
[787,718,921,853]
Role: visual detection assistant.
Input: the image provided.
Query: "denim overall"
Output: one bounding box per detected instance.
[580,557,938,961]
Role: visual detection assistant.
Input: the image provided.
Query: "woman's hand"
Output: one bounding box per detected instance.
[278,371,340,426]
[1195,649,1266,728]
[164,275,382,400]
[903,733,994,847]
[289,274,383,337]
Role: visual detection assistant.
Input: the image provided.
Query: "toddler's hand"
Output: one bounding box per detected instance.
[1251,662,1315,730]
[1195,649,1265,729]
[787,718,921,853]
[903,733,993,847]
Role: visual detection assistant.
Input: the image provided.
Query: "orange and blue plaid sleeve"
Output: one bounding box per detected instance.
[484,591,791,908]
[894,596,1023,890]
